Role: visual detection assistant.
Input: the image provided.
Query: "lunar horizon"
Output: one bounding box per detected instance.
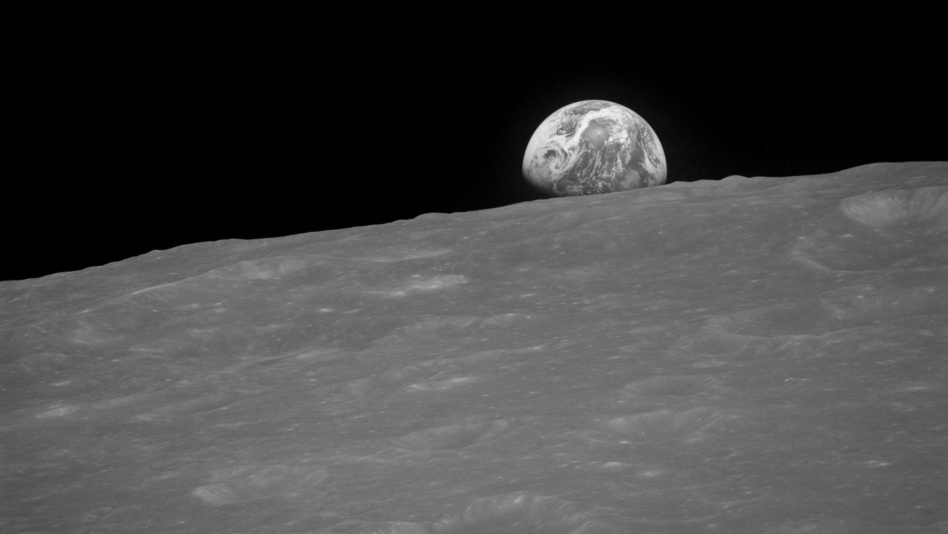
[3,162,947,532]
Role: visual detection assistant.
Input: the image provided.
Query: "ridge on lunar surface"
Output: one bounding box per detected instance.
[3,162,948,533]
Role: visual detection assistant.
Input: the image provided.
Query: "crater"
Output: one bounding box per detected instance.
[840,186,948,232]
[621,375,722,397]
[601,407,720,444]
[392,420,512,451]
[432,492,610,534]
[191,465,327,505]
[821,284,948,322]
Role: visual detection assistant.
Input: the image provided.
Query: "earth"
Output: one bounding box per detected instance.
[522,100,667,196]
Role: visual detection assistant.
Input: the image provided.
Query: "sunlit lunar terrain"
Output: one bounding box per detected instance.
[2,162,947,533]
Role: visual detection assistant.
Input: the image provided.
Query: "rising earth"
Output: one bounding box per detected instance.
[522,100,667,196]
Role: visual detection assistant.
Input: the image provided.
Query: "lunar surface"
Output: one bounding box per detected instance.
[3,162,948,533]
[522,100,667,196]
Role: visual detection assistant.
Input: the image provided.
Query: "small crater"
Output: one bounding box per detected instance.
[374,275,468,297]
[79,505,142,523]
[621,375,721,397]
[822,284,948,322]
[156,392,236,415]
[669,326,764,356]
[709,303,832,337]
[393,420,512,451]
[191,465,327,505]
[432,492,612,534]
[35,404,81,418]
[321,520,430,533]
[128,413,173,423]
[404,375,480,392]
[338,361,475,405]
[601,407,720,444]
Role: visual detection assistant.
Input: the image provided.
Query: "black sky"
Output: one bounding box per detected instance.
[5,9,946,281]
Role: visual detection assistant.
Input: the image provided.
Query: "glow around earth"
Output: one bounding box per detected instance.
[522,100,667,196]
